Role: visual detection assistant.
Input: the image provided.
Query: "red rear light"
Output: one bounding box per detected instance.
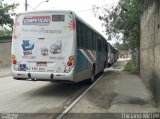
[13,60,17,64]
[69,56,74,61]
[12,55,16,60]
[67,61,72,66]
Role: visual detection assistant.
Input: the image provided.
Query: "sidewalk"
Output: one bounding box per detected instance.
[62,60,159,119]
[0,64,11,77]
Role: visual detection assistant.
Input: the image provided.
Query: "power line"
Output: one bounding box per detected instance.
[76,9,93,13]
[76,2,118,13]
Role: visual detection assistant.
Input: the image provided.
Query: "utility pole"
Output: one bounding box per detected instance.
[25,0,27,11]
[34,0,49,10]
[24,0,49,11]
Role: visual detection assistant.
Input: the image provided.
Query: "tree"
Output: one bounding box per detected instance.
[93,0,143,49]
[93,0,143,72]
[114,42,129,51]
[0,0,18,28]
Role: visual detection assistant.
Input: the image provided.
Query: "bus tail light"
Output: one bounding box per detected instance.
[13,60,17,64]
[12,55,16,60]
[67,61,72,66]
[12,55,17,64]
[69,56,74,61]
[67,56,74,66]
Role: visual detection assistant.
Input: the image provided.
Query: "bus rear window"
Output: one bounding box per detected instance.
[52,15,65,22]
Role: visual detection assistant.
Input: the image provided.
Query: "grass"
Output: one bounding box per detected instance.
[123,60,135,72]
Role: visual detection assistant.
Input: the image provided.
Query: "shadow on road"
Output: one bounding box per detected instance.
[25,81,90,98]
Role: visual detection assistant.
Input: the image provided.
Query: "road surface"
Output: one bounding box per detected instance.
[0,76,89,114]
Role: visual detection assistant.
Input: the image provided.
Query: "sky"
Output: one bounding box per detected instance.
[5,0,119,44]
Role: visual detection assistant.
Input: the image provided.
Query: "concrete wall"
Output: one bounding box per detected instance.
[140,0,160,103]
[0,42,11,66]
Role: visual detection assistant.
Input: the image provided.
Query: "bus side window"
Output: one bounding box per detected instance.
[95,34,98,51]
[98,36,101,52]
[77,20,82,48]
[92,32,94,50]
[77,20,79,47]
[100,38,102,52]
[95,34,97,50]
[104,40,106,52]
[89,30,92,50]
[82,25,87,49]
[86,28,89,49]
[87,29,90,49]
[108,43,110,53]
[102,39,104,52]
[106,43,108,53]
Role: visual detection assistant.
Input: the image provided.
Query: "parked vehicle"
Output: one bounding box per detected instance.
[11,10,107,83]
[107,43,114,67]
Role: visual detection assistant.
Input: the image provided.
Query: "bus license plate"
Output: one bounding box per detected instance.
[30,67,47,72]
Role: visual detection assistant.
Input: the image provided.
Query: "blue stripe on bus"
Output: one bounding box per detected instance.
[77,49,88,72]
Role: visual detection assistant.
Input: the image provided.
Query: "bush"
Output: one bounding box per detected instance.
[123,60,135,72]
[0,36,12,40]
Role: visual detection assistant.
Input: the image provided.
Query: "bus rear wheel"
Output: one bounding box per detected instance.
[89,66,95,84]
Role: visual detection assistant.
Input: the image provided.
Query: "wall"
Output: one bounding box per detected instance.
[0,42,11,67]
[140,0,160,103]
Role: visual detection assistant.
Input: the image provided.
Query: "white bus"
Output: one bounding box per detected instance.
[11,10,107,83]
[107,43,114,67]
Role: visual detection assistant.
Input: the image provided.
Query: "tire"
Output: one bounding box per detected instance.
[89,66,95,84]
[101,69,104,74]
[102,63,106,74]
[14,78,26,80]
[104,61,107,68]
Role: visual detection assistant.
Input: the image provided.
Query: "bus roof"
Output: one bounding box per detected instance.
[17,10,74,15]
[74,13,107,42]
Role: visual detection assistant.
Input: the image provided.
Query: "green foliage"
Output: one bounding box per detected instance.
[114,42,129,51]
[0,27,12,40]
[94,0,143,50]
[123,60,135,72]
[0,27,12,36]
[0,0,18,27]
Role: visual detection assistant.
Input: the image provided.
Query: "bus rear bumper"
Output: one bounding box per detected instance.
[12,70,76,82]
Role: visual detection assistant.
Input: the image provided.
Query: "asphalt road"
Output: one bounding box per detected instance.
[0,76,89,114]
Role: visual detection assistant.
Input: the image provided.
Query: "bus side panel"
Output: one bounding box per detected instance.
[95,39,104,74]
[95,49,100,74]
[105,42,108,68]
[76,49,91,81]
